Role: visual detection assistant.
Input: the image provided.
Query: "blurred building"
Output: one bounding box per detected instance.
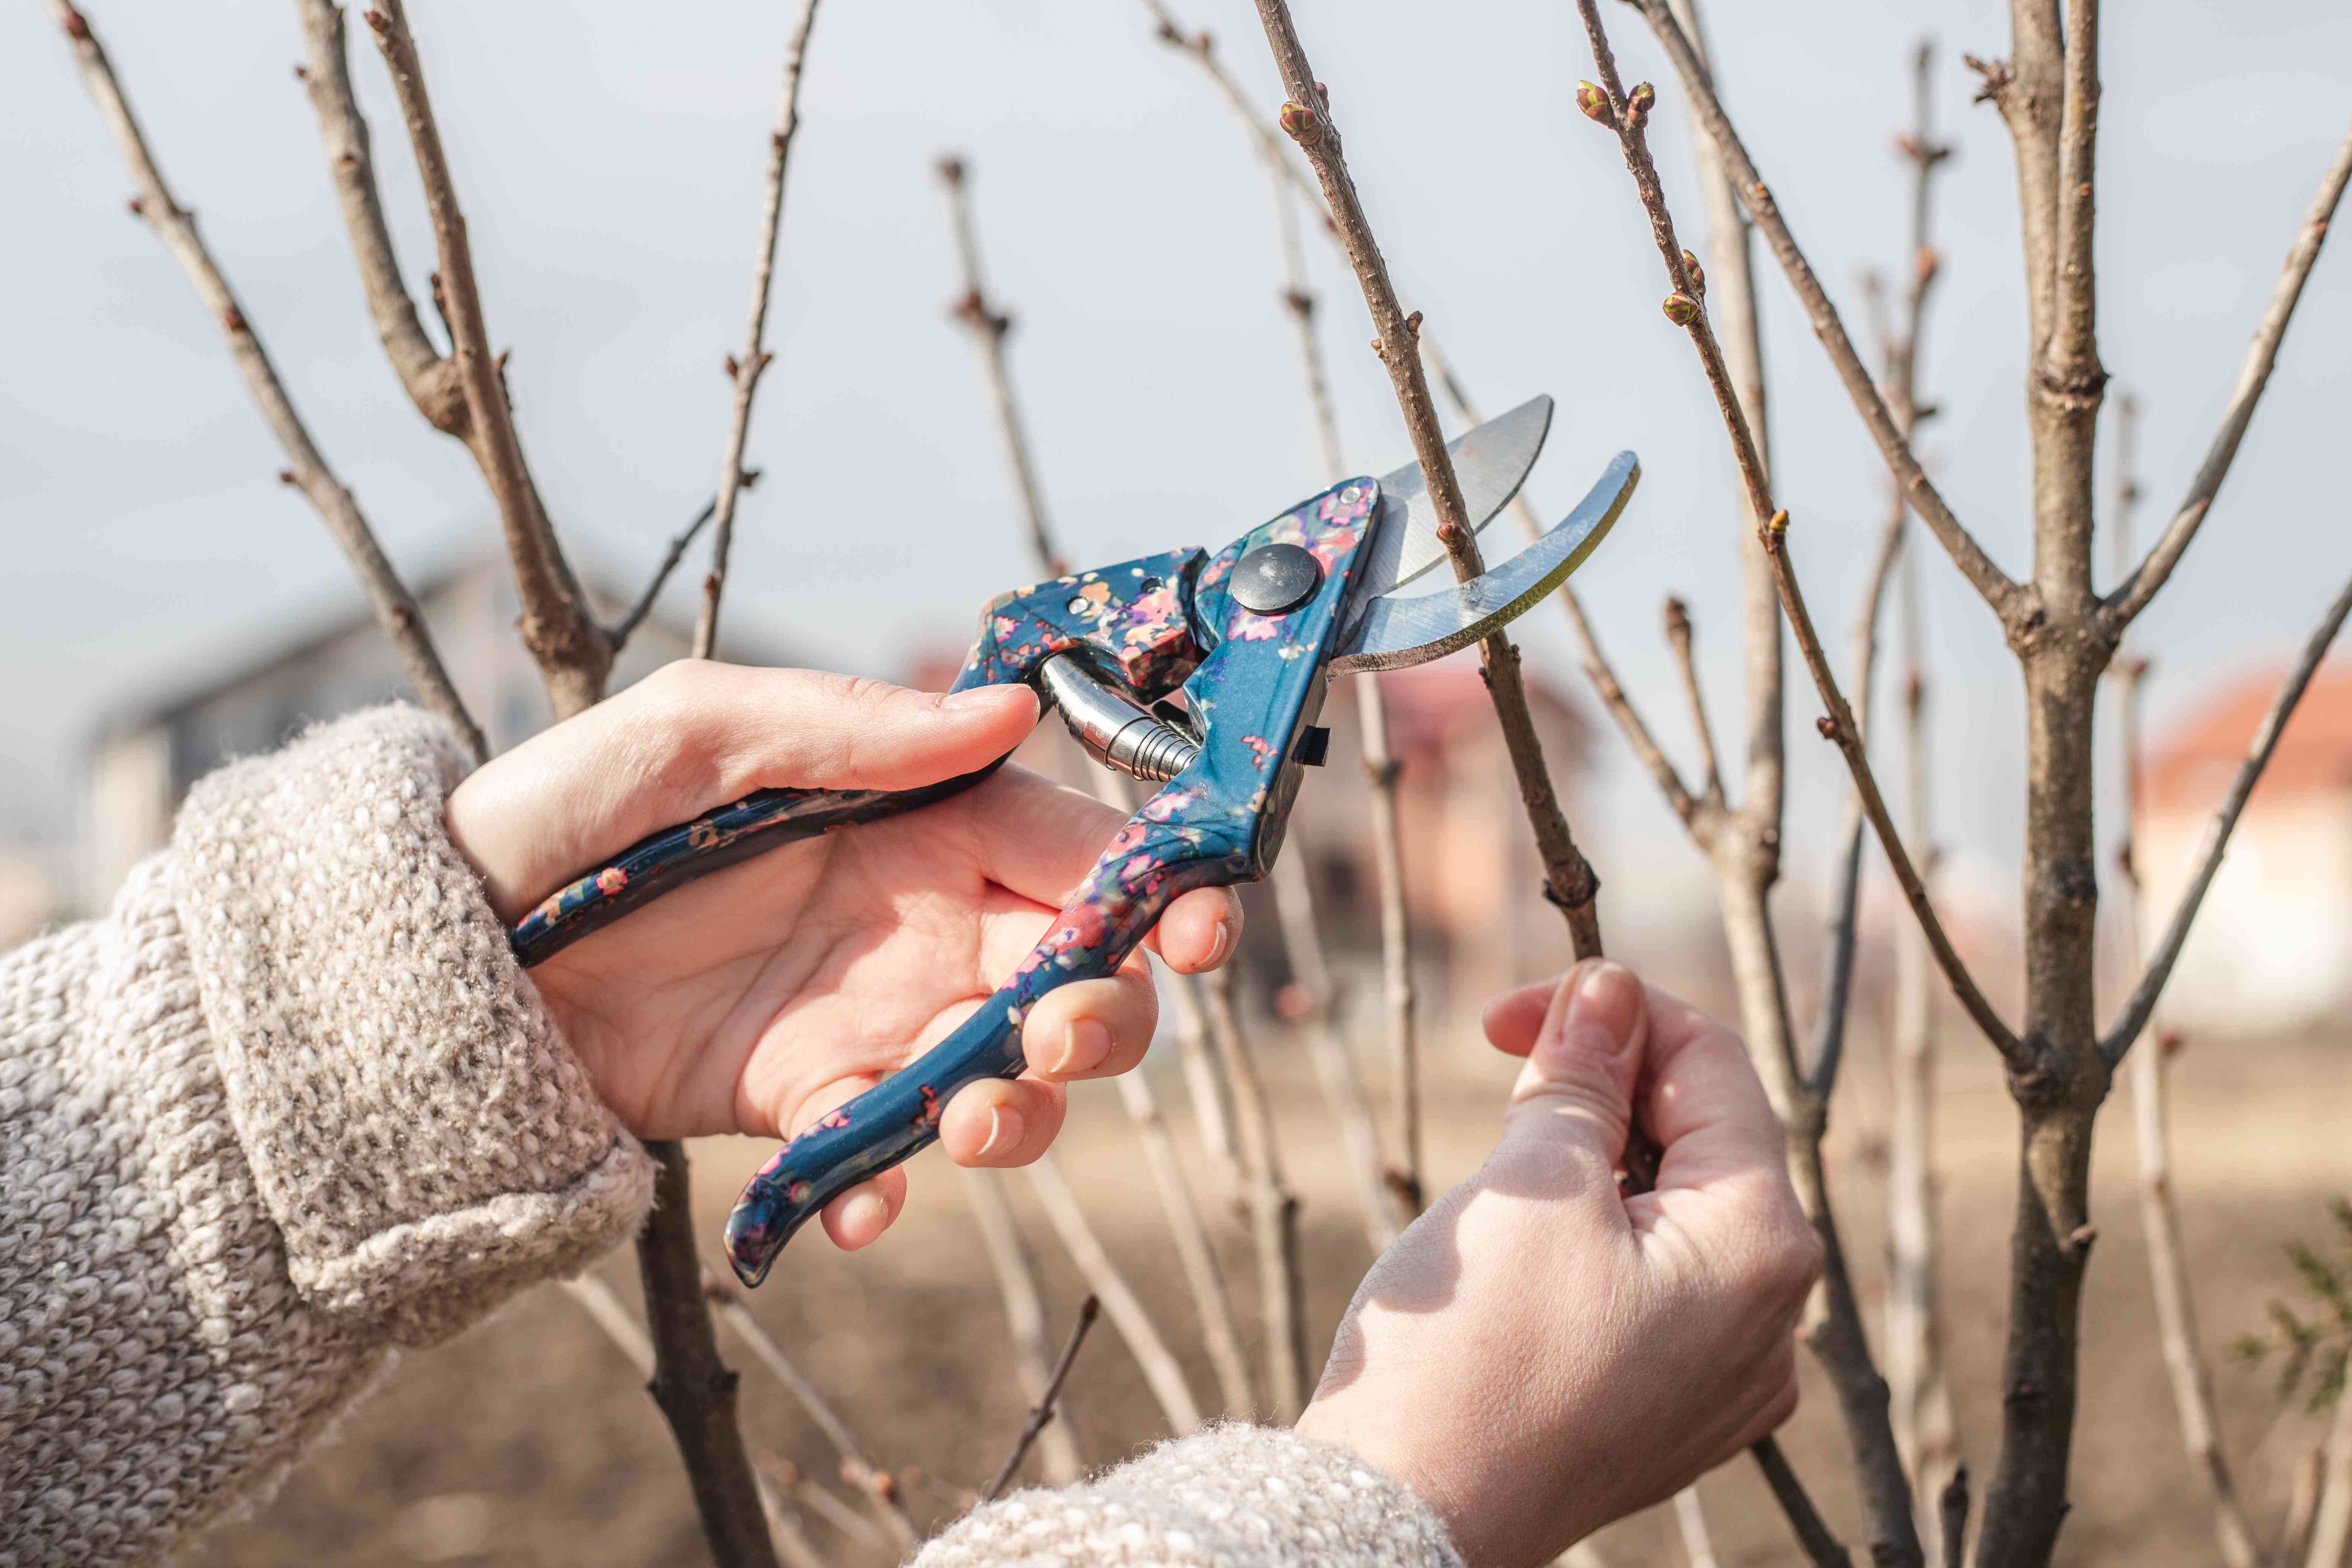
[2137,662,2352,1034]
[79,555,776,914]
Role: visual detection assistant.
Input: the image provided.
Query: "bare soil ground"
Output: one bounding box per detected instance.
[188,1021,2349,1566]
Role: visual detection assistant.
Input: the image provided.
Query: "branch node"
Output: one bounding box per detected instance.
[58,2,89,40]
[2064,1223,2099,1254]
[277,468,297,485]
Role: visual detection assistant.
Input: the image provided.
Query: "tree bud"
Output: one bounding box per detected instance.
[1574,81,1615,128]
[1279,100,1324,146]
[1625,82,1656,128]
[1681,249,1706,295]
[1660,291,1700,326]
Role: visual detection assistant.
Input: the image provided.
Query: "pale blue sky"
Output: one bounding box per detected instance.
[6,0,2348,930]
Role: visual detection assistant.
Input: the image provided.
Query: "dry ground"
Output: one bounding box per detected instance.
[188,1017,2349,1566]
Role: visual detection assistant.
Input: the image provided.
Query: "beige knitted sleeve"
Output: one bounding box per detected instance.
[912,1424,1465,1568]
[0,707,652,1566]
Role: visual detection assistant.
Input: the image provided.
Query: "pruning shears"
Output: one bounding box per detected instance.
[507,396,1638,1286]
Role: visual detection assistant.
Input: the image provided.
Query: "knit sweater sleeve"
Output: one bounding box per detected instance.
[0,706,654,1566]
[911,1424,1465,1568]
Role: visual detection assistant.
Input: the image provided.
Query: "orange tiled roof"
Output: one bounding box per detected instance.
[2143,662,2352,815]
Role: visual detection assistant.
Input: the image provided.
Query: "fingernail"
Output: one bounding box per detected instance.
[980,1103,1028,1158]
[1205,918,1234,968]
[1561,960,1643,1060]
[943,683,1036,716]
[841,1187,889,1236]
[1055,1019,1112,1076]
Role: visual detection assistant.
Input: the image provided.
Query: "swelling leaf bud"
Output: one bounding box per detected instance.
[1660,292,1700,326]
[1681,249,1706,295]
[1574,82,1616,128]
[1626,82,1656,129]
[1279,100,1325,146]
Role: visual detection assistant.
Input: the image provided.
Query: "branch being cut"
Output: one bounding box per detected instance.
[52,0,484,765]
[2105,124,2352,631]
[981,1295,1101,1504]
[1626,0,2025,624]
[694,0,822,660]
[1250,0,1605,958]
[937,157,1066,580]
[2103,565,2352,1065]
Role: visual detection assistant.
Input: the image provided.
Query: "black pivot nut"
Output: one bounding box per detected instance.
[1230,543,1322,614]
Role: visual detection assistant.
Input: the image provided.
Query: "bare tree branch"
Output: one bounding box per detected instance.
[1627,0,2025,623]
[1663,597,1727,808]
[960,1166,1085,1484]
[51,0,485,765]
[1114,1069,1257,1414]
[1200,962,1311,1420]
[2311,1393,2352,1568]
[704,1271,921,1553]
[289,0,466,434]
[631,1141,784,1568]
[937,157,1067,580]
[611,482,758,650]
[1938,1467,1970,1568]
[2102,566,2352,1065]
[1026,1153,1205,1435]
[981,1295,1101,1505]
[1751,1429,1857,1568]
[2105,123,2352,630]
[1250,0,1606,958]
[361,0,609,716]
[694,0,821,660]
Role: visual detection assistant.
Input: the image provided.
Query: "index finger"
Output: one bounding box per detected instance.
[1634,981,1788,1199]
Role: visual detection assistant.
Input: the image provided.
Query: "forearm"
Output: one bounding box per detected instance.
[0,707,653,1566]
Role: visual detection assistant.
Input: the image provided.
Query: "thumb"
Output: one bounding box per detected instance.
[1503,959,1649,1171]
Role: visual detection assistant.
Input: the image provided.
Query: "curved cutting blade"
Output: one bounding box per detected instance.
[1346,394,1553,612]
[1331,450,1639,674]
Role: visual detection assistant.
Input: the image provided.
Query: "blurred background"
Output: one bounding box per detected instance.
[6,0,2350,1561]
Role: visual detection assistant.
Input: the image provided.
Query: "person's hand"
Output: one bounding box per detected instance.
[1296,959,1821,1567]
[441,660,1242,1250]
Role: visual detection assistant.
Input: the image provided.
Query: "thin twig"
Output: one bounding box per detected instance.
[1761,514,2028,1073]
[1938,1466,1970,1568]
[2107,394,2260,1568]
[1115,1070,1257,1414]
[1355,681,1423,1217]
[704,1271,921,1552]
[290,0,464,434]
[1751,1429,1857,1568]
[981,1295,1101,1504]
[960,1166,1085,1484]
[1626,0,2024,624]
[2102,566,2352,1065]
[362,0,610,716]
[693,0,821,660]
[936,157,1066,580]
[1025,1153,1205,1435]
[560,1279,829,1568]
[611,483,755,650]
[1201,962,1311,1420]
[1663,597,1726,808]
[52,0,485,764]
[2106,123,2352,630]
[1673,1485,1721,1568]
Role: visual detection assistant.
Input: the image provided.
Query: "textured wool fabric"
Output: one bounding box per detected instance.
[914,1424,1465,1568]
[0,707,654,1566]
